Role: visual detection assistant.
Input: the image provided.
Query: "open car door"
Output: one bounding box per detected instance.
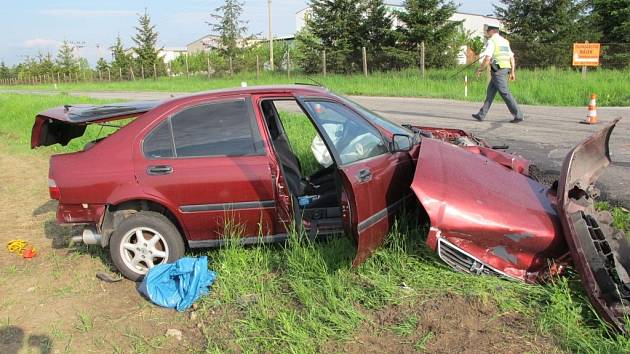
[297,98,413,266]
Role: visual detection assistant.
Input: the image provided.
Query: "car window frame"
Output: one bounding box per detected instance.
[142,96,265,160]
[297,97,389,167]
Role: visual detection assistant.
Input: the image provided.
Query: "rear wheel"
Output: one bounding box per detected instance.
[109,211,185,281]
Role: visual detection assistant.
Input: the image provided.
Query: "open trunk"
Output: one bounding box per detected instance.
[31,101,160,148]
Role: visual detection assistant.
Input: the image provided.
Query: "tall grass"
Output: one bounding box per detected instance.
[2,93,630,352]
[2,68,629,106]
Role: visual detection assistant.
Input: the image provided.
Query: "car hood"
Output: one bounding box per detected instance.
[411,137,564,282]
[31,101,160,148]
[556,118,628,332]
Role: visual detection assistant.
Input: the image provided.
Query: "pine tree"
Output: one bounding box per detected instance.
[361,1,412,70]
[593,0,630,68]
[36,52,57,76]
[0,61,11,79]
[494,0,596,67]
[111,35,132,76]
[96,58,110,73]
[210,0,249,59]
[132,9,163,75]
[307,0,365,72]
[395,0,462,68]
[56,40,79,75]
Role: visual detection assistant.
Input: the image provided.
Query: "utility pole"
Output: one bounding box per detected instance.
[268,0,273,71]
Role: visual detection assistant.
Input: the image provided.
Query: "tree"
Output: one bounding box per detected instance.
[110,35,132,77]
[306,0,365,72]
[593,0,630,68]
[132,9,163,75]
[361,0,412,70]
[395,0,463,68]
[96,58,110,73]
[0,61,13,79]
[56,40,79,75]
[494,0,596,67]
[209,0,250,60]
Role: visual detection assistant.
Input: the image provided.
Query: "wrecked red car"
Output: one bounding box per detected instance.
[31,85,627,331]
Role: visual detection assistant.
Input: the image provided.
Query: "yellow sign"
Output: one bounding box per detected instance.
[573,43,601,66]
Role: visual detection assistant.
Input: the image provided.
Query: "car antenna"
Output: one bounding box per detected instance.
[295,76,325,88]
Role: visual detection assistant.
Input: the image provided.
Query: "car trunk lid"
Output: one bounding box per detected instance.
[31,100,161,148]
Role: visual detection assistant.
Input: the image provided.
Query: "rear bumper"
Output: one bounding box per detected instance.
[57,203,106,225]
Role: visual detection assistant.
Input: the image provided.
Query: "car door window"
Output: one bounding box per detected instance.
[304,100,387,165]
[170,99,261,158]
[143,120,174,158]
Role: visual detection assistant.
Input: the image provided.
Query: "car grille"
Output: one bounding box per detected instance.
[437,238,502,277]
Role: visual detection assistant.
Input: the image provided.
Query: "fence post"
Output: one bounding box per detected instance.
[362,46,368,77]
[256,55,260,80]
[420,41,425,79]
[229,57,233,76]
[154,63,157,80]
[99,70,102,81]
[119,67,123,81]
[108,68,111,82]
[287,50,291,79]
[57,72,60,83]
[207,57,211,80]
[185,54,190,78]
[322,50,327,76]
[129,67,135,81]
[141,65,145,80]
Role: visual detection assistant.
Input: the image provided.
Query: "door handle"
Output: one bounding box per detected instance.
[147,165,173,175]
[357,169,372,183]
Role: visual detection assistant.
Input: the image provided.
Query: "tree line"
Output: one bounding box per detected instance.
[1,0,628,81]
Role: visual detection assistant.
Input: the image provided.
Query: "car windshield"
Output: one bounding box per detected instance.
[336,95,413,136]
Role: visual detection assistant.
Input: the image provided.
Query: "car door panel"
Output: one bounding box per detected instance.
[134,97,278,242]
[297,98,413,266]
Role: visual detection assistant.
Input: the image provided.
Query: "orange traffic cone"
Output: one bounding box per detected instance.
[585,93,598,124]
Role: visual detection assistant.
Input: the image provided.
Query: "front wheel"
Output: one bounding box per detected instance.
[109,211,185,281]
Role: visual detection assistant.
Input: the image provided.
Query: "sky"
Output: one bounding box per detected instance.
[0,1,495,66]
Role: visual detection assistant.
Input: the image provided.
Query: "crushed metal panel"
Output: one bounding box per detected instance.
[556,118,629,333]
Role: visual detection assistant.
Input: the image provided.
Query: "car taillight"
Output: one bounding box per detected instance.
[48,178,60,200]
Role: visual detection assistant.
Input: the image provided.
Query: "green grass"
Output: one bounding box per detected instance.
[2,68,630,106]
[2,92,630,352]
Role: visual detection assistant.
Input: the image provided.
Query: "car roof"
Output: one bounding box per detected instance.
[36,85,331,123]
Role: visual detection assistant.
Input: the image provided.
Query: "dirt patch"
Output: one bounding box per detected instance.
[328,293,562,354]
[0,146,207,353]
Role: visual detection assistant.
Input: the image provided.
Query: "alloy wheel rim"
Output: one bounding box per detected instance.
[119,227,169,274]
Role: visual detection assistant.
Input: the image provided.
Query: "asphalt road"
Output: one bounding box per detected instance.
[4,89,630,207]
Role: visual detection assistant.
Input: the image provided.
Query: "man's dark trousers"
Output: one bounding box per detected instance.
[477,68,523,120]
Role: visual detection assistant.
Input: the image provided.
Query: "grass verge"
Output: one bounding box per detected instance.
[2,68,630,106]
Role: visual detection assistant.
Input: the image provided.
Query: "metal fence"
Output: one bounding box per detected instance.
[0,42,628,85]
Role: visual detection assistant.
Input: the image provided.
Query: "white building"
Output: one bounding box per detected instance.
[122,47,188,64]
[160,47,187,63]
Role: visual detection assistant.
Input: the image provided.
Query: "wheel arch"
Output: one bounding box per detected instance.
[100,197,189,247]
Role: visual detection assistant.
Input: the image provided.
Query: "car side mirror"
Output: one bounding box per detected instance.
[391,134,412,152]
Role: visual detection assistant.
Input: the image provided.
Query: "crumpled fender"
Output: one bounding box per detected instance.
[411,138,564,281]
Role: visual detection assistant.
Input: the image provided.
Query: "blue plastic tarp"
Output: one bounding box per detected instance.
[139,256,216,311]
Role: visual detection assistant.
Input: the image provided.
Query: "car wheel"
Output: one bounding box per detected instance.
[109,211,185,281]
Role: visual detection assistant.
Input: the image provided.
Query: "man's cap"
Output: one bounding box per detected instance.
[484,23,501,31]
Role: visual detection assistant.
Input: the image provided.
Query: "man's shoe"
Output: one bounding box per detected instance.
[472,113,484,121]
[509,118,524,123]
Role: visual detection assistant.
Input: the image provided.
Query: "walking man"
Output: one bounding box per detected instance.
[472,24,524,123]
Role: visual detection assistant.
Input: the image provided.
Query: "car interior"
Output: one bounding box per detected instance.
[260,99,344,238]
